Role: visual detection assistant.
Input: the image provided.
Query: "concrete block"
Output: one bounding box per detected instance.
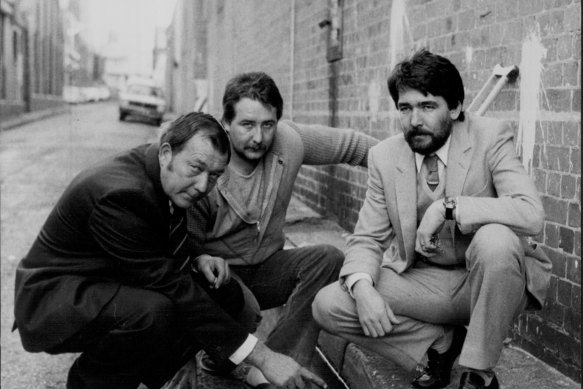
[318,332,349,372]
[340,343,413,389]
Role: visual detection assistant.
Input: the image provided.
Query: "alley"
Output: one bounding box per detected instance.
[1,102,160,388]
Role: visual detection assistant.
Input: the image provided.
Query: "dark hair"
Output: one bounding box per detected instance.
[388,48,465,121]
[222,72,284,124]
[160,112,231,161]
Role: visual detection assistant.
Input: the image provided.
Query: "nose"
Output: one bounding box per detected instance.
[251,125,263,144]
[194,172,209,194]
[410,108,422,127]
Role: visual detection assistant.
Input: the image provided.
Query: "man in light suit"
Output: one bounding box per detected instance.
[312,49,551,389]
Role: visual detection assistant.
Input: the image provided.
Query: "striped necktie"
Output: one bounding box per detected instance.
[423,154,440,191]
[168,204,190,268]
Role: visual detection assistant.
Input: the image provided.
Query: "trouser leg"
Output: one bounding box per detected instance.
[48,286,189,389]
[234,245,344,366]
[458,223,529,370]
[312,281,446,372]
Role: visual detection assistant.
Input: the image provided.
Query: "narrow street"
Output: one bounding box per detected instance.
[1,102,160,388]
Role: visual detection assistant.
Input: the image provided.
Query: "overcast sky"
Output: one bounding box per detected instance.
[80,0,177,74]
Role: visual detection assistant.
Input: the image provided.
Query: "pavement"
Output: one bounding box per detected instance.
[1,105,71,131]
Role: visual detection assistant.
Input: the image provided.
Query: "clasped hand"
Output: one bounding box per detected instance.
[415,199,446,257]
[192,254,230,289]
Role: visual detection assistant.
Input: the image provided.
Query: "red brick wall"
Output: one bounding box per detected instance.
[205,0,581,380]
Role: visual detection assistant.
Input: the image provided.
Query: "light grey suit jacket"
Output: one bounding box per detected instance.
[340,113,551,309]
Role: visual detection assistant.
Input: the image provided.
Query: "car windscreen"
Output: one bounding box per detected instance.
[126,85,164,98]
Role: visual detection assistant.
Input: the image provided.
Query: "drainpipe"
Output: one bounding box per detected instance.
[289,0,295,121]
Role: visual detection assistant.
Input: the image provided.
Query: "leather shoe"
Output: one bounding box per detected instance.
[411,326,467,389]
[458,371,499,389]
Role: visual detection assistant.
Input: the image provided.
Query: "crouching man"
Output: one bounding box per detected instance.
[312,49,551,389]
[14,112,326,389]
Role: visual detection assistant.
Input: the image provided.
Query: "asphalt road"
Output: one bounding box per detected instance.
[1,102,161,388]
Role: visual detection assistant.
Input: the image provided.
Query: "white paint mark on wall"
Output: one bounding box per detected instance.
[389,0,412,70]
[465,46,473,65]
[517,32,547,175]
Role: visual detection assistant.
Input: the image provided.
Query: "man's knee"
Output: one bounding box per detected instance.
[311,244,344,273]
[467,223,523,273]
[312,282,346,333]
[120,291,176,341]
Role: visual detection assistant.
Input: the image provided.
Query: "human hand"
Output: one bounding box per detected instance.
[192,254,230,289]
[416,200,446,257]
[246,341,327,388]
[352,280,401,337]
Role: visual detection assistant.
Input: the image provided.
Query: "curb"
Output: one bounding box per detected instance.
[1,106,70,131]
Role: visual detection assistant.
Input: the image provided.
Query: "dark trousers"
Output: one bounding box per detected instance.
[48,274,244,389]
[233,244,344,366]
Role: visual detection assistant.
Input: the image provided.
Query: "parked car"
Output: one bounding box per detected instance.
[118,81,166,126]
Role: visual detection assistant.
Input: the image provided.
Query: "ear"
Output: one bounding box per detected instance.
[450,102,462,120]
[159,142,172,168]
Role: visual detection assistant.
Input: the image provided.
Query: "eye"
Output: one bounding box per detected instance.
[422,104,436,111]
[189,166,202,176]
[398,106,411,113]
[262,122,275,131]
[241,122,254,129]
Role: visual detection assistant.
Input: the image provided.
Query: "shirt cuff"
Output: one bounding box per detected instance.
[345,273,373,298]
[228,334,258,365]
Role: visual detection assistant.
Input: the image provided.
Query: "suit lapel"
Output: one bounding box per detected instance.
[395,145,418,265]
[445,118,473,238]
[446,118,473,197]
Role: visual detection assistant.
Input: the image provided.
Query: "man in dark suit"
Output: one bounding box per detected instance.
[313,50,551,389]
[14,112,325,389]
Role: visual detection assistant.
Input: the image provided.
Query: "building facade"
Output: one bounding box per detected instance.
[0,0,65,119]
[165,0,208,114]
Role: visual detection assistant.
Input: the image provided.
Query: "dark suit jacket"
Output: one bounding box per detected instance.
[14,144,248,360]
[340,114,552,309]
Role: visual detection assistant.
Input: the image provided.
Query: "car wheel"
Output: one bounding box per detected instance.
[155,118,162,126]
[119,111,127,121]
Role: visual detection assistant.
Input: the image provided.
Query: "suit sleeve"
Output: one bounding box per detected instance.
[457,122,545,236]
[340,147,394,286]
[286,120,379,167]
[88,189,250,362]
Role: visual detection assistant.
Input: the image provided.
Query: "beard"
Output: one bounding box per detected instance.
[404,115,453,155]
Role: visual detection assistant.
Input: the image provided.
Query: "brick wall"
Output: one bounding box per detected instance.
[205,0,581,381]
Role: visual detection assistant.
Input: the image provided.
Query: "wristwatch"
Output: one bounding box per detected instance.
[443,196,456,220]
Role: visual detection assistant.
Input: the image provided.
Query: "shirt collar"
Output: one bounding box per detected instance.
[414,135,451,173]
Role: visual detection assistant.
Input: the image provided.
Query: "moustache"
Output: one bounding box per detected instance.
[246,144,266,152]
[408,127,433,137]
